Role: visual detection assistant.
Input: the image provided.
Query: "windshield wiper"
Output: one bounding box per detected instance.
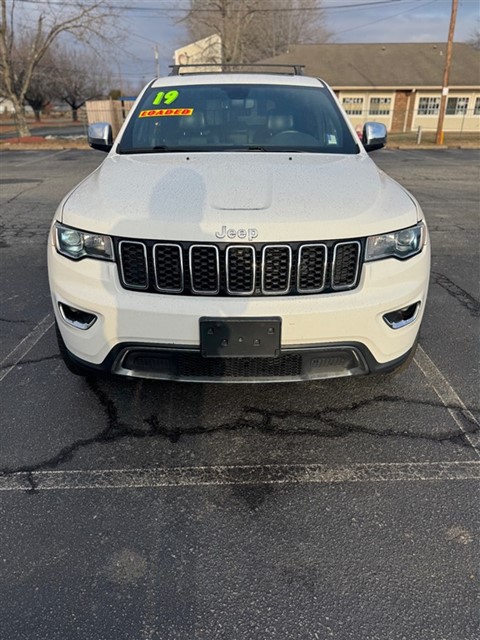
[243,146,269,151]
[229,146,295,152]
[117,145,325,155]
[117,146,198,154]
[231,146,320,153]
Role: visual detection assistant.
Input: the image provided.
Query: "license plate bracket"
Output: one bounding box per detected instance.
[200,317,281,358]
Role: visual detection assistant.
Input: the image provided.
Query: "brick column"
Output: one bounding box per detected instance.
[391,91,411,133]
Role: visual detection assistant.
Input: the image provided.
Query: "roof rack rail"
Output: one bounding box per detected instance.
[168,63,305,76]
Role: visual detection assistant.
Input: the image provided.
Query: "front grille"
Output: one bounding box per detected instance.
[262,245,292,295]
[297,244,327,293]
[226,246,255,295]
[116,238,363,296]
[189,245,220,294]
[153,244,183,292]
[332,241,361,290]
[119,241,148,289]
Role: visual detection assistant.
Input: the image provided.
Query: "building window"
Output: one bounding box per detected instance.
[369,97,391,116]
[475,97,480,116]
[343,97,364,115]
[418,97,440,115]
[446,97,469,115]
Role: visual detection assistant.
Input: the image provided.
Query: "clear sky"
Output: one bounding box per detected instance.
[84,0,480,89]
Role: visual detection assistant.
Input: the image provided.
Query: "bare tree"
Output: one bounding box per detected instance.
[0,0,116,136]
[181,0,331,65]
[16,44,58,122]
[52,47,110,121]
[24,62,57,122]
[468,21,480,50]
[247,0,331,60]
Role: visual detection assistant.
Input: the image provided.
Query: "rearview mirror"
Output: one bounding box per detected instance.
[88,122,113,152]
[362,122,387,152]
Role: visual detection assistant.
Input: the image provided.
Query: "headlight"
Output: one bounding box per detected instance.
[365,222,426,261]
[55,223,114,261]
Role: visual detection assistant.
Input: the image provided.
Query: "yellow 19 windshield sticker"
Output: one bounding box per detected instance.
[152,90,179,105]
[139,108,194,118]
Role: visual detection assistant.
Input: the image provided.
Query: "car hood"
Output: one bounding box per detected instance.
[61,152,419,241]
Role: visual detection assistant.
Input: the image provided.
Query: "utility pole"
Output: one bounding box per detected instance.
[435,0,458,144]
[154,45,160,78]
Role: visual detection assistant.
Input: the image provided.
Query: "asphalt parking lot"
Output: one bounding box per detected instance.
[0,148,479,640]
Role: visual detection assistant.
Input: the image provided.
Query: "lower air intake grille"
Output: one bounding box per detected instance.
[177,353,302,378]
[122,350,303,379]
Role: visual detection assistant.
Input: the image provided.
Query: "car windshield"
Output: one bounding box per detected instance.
[117,83,359,155]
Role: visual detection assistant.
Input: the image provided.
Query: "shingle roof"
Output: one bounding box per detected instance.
[260,43,480,88]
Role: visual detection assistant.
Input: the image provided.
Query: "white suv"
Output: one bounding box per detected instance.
[48,66,430,382]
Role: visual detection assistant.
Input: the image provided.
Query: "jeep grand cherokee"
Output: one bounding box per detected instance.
[48,66,430,382]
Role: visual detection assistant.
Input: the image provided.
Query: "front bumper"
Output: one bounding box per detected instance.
[61,340,416,382]
[48,235,430,379]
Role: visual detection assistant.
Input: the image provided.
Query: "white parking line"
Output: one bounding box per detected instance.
[414,346,480,457]
[12,149,68,167]
[1,461,479,492]
[0,313,54,383]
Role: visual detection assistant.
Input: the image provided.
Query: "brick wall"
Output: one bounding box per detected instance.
[391,91,416,132]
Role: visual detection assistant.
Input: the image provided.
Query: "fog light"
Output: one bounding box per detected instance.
[383,302,420,329]
[59,303,97,330]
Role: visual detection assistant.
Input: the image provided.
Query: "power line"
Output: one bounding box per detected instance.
[12,0,428,13]
[335,0,439,35]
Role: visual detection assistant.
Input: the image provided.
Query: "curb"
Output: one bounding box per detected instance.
[386,145,480,150]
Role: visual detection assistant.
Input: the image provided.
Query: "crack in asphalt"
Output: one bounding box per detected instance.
[1,379,478,484]
[25,471,39,494]
[0,354,61,372]
[2,179,46,205]
[0,317,30,324]
[432,271,480,318]
[143,396,479,448]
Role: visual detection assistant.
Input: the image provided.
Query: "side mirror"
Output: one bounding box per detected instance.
[362,122,387,152]
[88,122,113,152]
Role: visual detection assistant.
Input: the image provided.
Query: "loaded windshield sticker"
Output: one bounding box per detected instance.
[152,90,179,105]
[139,108,194,118]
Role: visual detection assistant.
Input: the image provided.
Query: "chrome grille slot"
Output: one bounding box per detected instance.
[262,245,292,295]
[189,245,220,294]
[226,245,255,295]
[297,244,327,293]
[332,241,361,290]
[153,243,183,293]
[119,241,148,289]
